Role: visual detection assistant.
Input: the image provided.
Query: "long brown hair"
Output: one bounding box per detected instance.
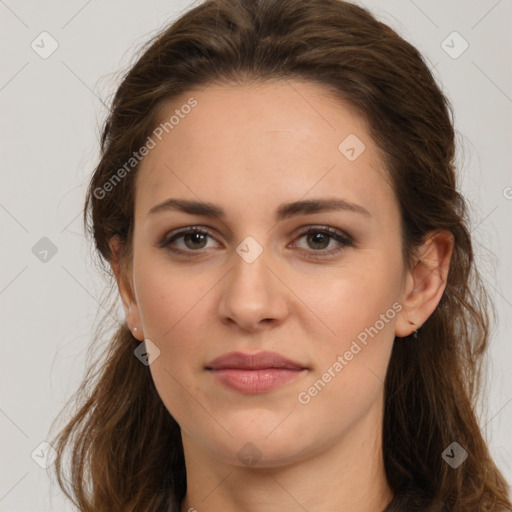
[49,0,511,510]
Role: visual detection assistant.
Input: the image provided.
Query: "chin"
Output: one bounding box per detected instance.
[196,418,316,470]
[209,437,311,470]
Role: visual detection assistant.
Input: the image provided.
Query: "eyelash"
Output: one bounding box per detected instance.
[159,225,354,259]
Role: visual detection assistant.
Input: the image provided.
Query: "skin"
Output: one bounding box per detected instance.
[111,79,454,512]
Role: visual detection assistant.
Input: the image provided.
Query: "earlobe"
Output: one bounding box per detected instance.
[109,236,145,341]
[395,230,454,338]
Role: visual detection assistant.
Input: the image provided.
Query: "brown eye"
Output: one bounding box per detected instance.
[293,226,354,259]
[306,231,331,250]
[161,227,218,254]
[182,231,208,250]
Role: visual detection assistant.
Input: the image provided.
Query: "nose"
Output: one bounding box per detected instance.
[217,245,290,332]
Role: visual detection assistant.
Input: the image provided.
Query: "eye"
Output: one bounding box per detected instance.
[160,226,220,254]
[291,226,354,258]
[159,225,354,258]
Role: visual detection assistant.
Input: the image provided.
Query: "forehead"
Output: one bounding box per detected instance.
[135,80,397,226]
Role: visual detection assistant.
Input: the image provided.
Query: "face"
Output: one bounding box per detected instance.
[122,80,412,468]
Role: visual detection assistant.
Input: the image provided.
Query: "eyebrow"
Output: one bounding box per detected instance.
[147,197,371,221]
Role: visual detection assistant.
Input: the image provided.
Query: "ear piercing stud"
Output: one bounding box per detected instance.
[408,320,418,339]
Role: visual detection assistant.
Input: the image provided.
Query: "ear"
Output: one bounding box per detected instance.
[110,235,144,341]
[395,229,454,338]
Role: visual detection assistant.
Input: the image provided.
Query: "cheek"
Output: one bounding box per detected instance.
[293,271,399,437]
[132,258,218,420]
[134,252,215,342]
[300,250,403,341]
[296,250,402,406]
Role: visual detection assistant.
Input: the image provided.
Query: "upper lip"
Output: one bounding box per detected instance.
[205,351,307,370]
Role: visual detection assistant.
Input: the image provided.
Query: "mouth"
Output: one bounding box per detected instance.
[205,351,308,394]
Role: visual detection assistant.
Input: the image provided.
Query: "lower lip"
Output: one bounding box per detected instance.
[208,368,306,393]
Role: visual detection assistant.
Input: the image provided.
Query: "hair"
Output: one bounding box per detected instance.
[49,0,511,510]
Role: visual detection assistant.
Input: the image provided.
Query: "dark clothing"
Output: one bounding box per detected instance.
[382,488,445,512]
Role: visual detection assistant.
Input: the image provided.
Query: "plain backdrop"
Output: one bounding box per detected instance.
[1,0,511,510]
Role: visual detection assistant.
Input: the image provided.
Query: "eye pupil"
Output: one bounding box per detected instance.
[185,232,207,249]
[308,232,329,250]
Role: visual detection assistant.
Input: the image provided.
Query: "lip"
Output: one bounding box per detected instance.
[205,351,308,394]
[206,351,307,370]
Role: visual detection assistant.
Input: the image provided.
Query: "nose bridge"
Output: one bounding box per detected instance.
[218,235,288,329]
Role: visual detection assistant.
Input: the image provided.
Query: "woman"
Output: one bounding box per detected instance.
[49,0,512,510]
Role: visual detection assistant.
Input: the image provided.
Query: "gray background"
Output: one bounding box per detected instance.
[1,0,511,510]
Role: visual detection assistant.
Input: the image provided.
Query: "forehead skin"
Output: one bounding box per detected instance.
[134,79,400,254]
